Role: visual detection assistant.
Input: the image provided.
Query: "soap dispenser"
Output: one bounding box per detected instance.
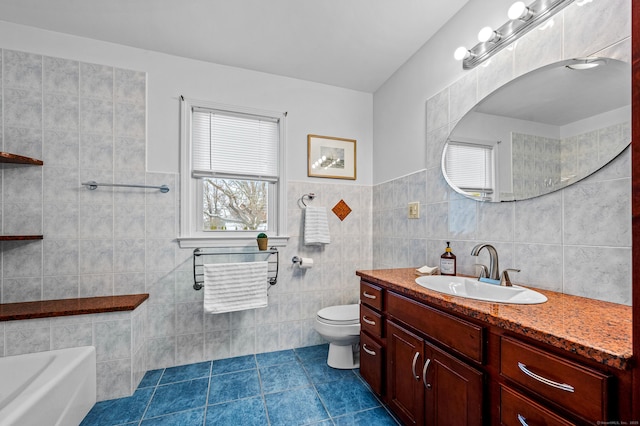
[440,241,456,276]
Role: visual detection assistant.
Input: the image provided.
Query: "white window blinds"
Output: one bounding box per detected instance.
[444,142,494,193]
[192,108,279,180]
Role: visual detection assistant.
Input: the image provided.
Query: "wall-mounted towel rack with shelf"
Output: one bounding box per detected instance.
[192,247,279,290]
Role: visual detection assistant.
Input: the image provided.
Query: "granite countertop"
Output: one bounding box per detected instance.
[356,268,633,370]
[0,294,149,322]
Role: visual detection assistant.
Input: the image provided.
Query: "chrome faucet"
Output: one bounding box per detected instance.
[470,243,500,281]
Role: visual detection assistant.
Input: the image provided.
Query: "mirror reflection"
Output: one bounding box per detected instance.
[442,57,631,202]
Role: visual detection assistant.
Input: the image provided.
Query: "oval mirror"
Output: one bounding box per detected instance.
[442,57,631,202]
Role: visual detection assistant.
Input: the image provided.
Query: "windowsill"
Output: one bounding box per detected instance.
[177,235,290,249]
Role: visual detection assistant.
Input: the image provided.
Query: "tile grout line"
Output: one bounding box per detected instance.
[255,356,272,426]
[137,367,164,425]
[298,353,333,423]
[201,360,213,426]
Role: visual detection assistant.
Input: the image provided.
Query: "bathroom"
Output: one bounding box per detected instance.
[0,0,637,424]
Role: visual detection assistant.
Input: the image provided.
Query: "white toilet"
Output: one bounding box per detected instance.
[314,303,361,369]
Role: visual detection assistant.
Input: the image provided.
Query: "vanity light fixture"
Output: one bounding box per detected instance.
[455,0,575,70]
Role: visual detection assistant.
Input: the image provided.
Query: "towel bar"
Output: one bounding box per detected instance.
[192,247,279,290]
[82,181,169,193]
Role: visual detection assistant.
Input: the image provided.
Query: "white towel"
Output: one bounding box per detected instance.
[304,206,331,245]
[203,261,268,314]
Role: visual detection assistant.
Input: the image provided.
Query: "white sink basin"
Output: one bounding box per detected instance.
[415,275,547,305]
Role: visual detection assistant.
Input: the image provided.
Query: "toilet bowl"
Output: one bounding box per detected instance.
[314,304,361,369]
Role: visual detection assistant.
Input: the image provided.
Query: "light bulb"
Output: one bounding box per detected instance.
[508,2,530,20]
[478,26,495,42]
[454,46,470,61]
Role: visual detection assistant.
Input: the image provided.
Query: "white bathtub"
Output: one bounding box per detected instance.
[0,346,96,426]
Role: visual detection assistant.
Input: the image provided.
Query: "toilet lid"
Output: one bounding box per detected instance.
[317,304,360,325]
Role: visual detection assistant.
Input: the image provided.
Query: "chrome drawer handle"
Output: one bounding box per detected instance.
[362,316,376,326]
[362,291,377,299]
[517,362,575,393]
[517,414,528,426]
[362,344,376,356]
[422,358,432,389]
[411,352,420,380]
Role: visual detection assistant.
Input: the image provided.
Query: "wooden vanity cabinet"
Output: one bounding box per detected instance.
[360,281,484,425]
[358,277,630,425]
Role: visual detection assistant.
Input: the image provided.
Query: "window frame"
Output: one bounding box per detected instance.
[178,97,288,248]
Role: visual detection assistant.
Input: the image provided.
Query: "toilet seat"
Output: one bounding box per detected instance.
[317,304,359,325]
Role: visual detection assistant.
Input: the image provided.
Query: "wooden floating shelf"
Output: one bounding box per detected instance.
[0,152,43,165]
[0,235,44,241]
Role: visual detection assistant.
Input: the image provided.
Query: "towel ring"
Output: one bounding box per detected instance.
[301,193,315,207]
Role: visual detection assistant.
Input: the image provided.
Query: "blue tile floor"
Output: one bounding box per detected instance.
[81,344,400,425]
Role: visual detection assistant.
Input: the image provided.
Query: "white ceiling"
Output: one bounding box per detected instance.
[0,0,469,93]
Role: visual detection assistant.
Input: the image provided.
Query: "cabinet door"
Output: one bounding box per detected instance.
[423,341,483,426]
[386,321,425,426]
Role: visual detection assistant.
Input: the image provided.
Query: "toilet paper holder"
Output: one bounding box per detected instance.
[292,256,313,268]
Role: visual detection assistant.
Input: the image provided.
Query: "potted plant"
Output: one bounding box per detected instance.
[256,233,268,250]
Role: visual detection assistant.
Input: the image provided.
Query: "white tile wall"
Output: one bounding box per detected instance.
[374,0,632,305]
[0,174,365,373]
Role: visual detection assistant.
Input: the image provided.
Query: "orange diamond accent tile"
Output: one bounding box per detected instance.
[332,199,352,221]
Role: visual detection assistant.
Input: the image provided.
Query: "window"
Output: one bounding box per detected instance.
[179,98,287,247]
[443,140,495,199]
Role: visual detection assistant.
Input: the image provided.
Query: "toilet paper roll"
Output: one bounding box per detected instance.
[298,257,314,269]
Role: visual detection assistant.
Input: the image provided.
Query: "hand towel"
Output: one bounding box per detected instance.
[203,261,268,314]
[304,206,331,245]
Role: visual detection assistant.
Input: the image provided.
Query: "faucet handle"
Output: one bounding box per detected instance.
[474,264,489,279]
[500,268,521,287]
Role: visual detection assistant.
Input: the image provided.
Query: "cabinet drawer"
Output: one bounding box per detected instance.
[500,385,575,426]
[387,292,484,363]
[360,332,384,396]
[360,304,383,338]
[360,281,383,311]
[500,337,610,422]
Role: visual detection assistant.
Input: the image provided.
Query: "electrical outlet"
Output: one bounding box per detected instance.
[408,202,420,219]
